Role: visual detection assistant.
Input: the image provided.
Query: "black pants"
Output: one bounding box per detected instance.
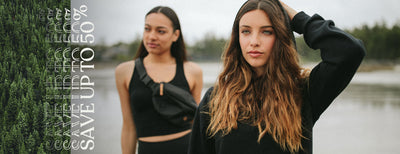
[138,133,191,154]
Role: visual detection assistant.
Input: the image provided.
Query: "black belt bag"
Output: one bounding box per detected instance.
[134,58,197,126]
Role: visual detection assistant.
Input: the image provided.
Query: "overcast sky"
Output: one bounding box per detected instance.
[74,0,400,45]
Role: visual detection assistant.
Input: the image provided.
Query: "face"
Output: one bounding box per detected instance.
[143,13,179,55]
[239,9,276,75]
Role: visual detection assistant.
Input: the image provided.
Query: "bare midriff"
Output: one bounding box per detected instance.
[138,129,191,142]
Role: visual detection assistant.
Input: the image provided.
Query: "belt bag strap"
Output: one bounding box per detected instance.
[135,58,158,91]
[134,58,197,126]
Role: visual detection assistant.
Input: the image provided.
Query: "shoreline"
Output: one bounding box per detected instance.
[357,62,399,72]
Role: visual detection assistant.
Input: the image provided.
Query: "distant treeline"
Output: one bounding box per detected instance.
[91,22,400,63]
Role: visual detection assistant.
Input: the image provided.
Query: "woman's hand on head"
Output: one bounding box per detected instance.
[279,0,298,20]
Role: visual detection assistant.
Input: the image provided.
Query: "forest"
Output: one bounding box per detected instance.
[0,0,70,153]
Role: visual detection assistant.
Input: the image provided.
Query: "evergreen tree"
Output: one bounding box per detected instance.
[18,142,27,154]
[27,133,36,153]
[37,143,45,154]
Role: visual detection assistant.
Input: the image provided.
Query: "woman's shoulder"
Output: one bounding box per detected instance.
[183,61,203,76]
[115,60,135,83]
[115,60,134,74]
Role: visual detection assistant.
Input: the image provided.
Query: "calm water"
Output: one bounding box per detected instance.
[75,63,400,154]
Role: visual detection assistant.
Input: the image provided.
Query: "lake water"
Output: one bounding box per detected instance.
[74,63,400,154]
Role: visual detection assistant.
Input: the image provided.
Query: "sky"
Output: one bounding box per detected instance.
[73,0,400,45]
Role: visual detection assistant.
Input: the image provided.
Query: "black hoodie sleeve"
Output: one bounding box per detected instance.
[188,87,216,154]
[291,12,366,124]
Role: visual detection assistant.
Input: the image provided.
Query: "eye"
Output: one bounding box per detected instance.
[241,29,250,34]
[158,30,166,34]
[262,30,273,35]
[144,27,150,32]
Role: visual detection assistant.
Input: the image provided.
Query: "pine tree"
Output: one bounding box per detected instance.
[18,142,27,154]
[27,133,35,153]
[16,111,28,138]
[0,129,5,154]
[37,143,45,154]
[4,127,16,153]
[5,81,19,125]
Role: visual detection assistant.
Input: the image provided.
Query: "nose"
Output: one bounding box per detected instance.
[250,33,260,47]
[145,30,157,41]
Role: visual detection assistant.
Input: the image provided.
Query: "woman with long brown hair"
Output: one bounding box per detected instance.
[115,6,203,154]
[188,0,365,153]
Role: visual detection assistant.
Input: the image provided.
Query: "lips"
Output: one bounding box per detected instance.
[147,43,158,48]
[247,50,263,58]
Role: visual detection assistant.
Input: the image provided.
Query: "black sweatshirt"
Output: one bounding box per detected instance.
[188,12,366,154]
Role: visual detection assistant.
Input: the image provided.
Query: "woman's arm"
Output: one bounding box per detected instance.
[115,61,137,154]
[291,11,366,124]
[184,61,203,104]
[279,0,298,20]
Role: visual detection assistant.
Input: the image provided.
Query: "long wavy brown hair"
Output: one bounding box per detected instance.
[207,0,308,153]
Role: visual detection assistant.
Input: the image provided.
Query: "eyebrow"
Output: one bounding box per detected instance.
[240,25,274,29]
[145,24,168,29]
